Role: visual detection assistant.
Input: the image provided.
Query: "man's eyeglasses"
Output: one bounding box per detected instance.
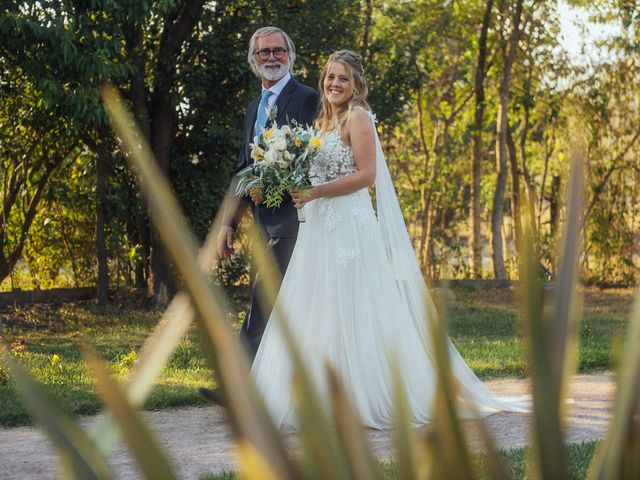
[255,48,288,60]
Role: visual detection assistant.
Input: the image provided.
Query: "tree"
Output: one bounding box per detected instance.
[118,1,208,304]
[0,60,81,285]
[470,0,495,278]
[501,1,567,275]
[0,2,129,298]
[491,0,523,279]
[1,0,367,298]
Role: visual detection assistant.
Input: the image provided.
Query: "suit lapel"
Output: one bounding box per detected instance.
[247,96,260,141]
[274,78,297,125]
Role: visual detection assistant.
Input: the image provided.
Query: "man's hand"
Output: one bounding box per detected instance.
[250,186,264,205]
[217,225,235,258]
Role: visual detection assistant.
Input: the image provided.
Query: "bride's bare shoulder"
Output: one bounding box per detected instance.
[350,106,372,120]
[347,107,374,134]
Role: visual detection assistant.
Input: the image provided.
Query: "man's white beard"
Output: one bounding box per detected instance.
[258,61,288,82]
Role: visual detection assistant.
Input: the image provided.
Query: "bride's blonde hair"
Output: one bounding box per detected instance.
[316,50,370,133]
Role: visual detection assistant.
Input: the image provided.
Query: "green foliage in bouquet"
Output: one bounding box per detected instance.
[2,84,640,480]
[236,113,322,208]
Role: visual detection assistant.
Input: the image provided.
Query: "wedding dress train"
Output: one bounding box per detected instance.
[251,113,529,431]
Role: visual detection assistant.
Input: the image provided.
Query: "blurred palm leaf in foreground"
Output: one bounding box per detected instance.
[1,83,639,479]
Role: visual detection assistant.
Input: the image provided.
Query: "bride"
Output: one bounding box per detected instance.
[250,50,528,431]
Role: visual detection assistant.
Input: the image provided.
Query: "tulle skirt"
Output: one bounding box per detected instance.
[251,189,529,431]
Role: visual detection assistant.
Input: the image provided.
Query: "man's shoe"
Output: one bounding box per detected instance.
[197,387,227,406]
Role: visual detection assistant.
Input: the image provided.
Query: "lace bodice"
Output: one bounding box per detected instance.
[309,130,357,186]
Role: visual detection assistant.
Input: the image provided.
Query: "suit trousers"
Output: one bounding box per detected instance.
[240,236,297,362]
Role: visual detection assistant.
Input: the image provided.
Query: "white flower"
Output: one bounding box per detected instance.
[263,148,276,164]
[274,138,287,151]
[235,121,322,209]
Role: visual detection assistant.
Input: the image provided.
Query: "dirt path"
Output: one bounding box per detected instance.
[0,374,615,479]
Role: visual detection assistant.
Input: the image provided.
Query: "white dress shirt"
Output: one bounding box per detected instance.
[262,72,292,108]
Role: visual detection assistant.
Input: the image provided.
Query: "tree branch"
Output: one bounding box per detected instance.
[160,0,207,59]
[7,145,78,271]
[584,123,640,222]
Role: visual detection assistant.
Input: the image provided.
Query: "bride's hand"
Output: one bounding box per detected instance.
[291,187,317,209]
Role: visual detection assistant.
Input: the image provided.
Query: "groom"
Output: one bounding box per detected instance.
[199,27,319,403]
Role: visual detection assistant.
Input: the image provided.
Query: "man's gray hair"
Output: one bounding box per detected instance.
[247,27,296,76]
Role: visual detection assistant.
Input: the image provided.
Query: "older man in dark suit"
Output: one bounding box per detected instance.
[199,27,318,403]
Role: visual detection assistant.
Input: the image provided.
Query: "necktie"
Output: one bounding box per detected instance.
[255,89,274,136]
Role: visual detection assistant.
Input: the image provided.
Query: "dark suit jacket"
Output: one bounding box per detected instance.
[230,77,319,238]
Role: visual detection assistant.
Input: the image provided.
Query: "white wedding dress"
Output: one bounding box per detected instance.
[251,113,529,431]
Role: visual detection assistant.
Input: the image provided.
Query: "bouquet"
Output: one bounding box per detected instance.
[236,110,321,221]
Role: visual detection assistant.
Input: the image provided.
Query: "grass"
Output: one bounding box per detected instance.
[0,294,225,426]
[445,286,633,379]
[0,286,633,427]
[198,441,599,479]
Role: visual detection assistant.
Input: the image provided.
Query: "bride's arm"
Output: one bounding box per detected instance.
[294,109,376,207]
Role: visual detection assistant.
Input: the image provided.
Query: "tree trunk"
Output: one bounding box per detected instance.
[134,209,150,292]
[423,122,443,271]
[360,0,373,62]
[538,120,555,230]
[519,59,538,222]
[470,0,494,278]
[424,120,449,273]
[148,94,176,305]
[95,139,109,304]
[125,23,154,299]
[123,0,206,305]
[507,126,522,252]
[416,83,432,269]
[549,175,561,237]
[492,91,509,279]
[418,179,429,268]
[491,0,523,279]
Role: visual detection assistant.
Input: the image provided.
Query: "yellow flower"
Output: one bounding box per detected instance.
[265,129,274,139]
[51,354,61,365]
[311,137,322,150]
[294,139,302,148]
[251,146,265,161]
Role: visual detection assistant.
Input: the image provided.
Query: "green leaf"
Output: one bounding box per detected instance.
[248,224,352,480]
[101,83,298,480]
[391,357,427,480]
[82,345,179,480]
[425,291,477,480]
[519,150,586,480]
[588,291,640,478]
[2,348,113,480]
[326,364,383,480]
